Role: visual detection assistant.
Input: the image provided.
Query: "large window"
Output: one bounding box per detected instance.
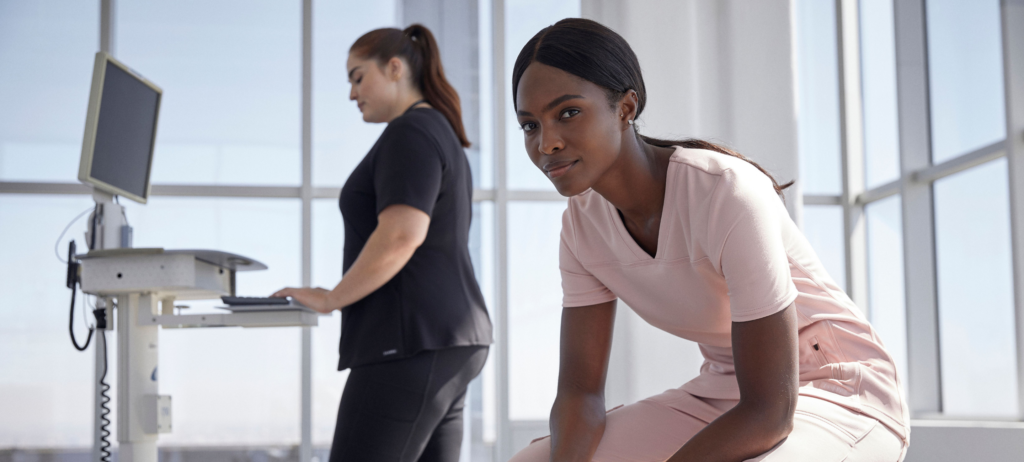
[0,0,399,456]
[795,0,845,290]
[796,0,1024,422]
[118,0,303,186]
[933,159,1018,417]
[0,1,97,183]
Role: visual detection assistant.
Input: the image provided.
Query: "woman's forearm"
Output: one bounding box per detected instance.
[326,225,420,311]
[549,392,608,462]
[667,401,793,462]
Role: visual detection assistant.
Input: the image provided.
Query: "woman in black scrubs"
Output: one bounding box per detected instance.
[273,24,492,462]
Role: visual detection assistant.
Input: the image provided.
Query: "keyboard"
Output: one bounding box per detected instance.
[221,296,290,306]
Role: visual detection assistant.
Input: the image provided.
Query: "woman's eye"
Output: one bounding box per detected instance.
[355,77,362,84]
[520,122,537,132]
[560,109,580,119]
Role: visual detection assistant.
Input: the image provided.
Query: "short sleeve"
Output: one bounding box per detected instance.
[707,168,798,322]
[560,206,617,307]
[373,119,444,216]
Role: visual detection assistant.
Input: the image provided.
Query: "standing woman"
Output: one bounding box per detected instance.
[508,19,908,462]
[273,24,492,462]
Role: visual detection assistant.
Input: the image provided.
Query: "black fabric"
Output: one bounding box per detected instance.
[338,107,492,370]
[328,346,489,462]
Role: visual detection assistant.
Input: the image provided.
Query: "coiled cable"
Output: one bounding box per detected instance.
[98,328,112,462]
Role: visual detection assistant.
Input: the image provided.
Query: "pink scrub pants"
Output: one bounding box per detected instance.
[509,388,907,462]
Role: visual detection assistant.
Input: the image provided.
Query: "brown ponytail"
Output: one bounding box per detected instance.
[351,25,471,148]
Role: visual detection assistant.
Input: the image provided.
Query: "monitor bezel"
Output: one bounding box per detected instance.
[78,51,163,204]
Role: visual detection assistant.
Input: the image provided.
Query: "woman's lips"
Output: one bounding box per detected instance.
[544,160,577,178]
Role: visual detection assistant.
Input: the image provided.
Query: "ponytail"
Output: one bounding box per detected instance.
[641,136,794,196]
[351,25,471,148]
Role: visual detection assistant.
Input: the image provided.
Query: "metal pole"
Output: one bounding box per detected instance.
[491,0,511,459]
[893,0,943,416]
[100,0,115,57]
[837,0,869,314]
[1000,0,1024,420]
[300,0,314,459]
[93,4,116,460]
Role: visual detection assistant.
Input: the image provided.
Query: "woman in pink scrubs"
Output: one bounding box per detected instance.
[507,19,909,462]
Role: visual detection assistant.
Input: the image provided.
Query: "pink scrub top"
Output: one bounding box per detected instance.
[559,147,910,442]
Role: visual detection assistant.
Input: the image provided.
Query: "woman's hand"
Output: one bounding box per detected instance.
[270,205,430,316]
[666,305,799,461]
[549,300,617,461]
[271,287,335,314]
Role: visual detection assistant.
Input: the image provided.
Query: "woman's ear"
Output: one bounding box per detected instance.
[618,90,640,127]
[385,56,405,82]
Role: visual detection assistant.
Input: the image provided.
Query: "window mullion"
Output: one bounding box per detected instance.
[894,0,942,417]
[1000,0,1024,421]
[837,0,869,314]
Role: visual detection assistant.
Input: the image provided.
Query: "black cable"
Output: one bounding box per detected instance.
[68,241,93,351]
[89,203,99,251]
[97,328,112,462]
[69,280,93,351]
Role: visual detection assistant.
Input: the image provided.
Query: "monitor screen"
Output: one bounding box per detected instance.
[79,53,161,203]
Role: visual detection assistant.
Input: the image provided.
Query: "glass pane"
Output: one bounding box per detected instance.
[122,197,303,444]
[0,1,98,183]
[795,0,843,195]
[926,0,1007,163]
[473,201,497,441]
[311,199,347,445]
[508,201,565,420]
[866,195,908,389]
[0,194,101,447]
[312,1,395,187]
[505,0,580,191]
[117,0,301,186]
[477,0,495,190]
[860,0,901,188]
[467,201,496,448]
[934,158,1018,417]
[802,205,846,292]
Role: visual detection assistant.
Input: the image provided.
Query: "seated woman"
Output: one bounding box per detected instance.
[507,18,908,462]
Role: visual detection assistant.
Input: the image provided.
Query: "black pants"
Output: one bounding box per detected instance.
[329,346,489,462]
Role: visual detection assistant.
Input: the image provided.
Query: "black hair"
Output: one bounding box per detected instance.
[511,18,793,195]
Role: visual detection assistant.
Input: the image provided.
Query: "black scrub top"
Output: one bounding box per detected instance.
[337,107,493,370]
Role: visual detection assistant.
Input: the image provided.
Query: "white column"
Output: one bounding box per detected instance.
[894,0,942,416]
[94,5,116,460]
[117,293,160,462]
[300,0,313,460]
[491,0,512,458]
[1001,0,1024,420]
[836,0,869,313]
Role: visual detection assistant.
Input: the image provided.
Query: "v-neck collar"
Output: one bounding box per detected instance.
[607,147,680,261]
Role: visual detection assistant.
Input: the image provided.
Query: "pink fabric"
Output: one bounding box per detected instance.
[509,392,906,462]
[559,147,909,442]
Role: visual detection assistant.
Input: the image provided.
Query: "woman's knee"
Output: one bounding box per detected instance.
[507,437,551,462]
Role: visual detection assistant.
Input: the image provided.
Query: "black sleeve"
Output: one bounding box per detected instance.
[372,118,444,217]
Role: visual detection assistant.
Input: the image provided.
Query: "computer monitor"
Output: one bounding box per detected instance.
[78,52,162,204]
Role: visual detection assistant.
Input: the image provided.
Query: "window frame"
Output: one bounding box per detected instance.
[826,0,1024,421]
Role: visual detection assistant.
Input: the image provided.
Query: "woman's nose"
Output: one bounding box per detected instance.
[540,130,564,155]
